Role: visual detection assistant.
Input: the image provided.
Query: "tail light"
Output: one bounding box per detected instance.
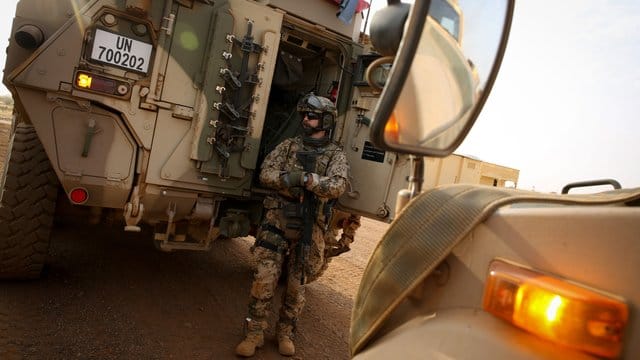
[75,71,130,96]
[69,187,89,204]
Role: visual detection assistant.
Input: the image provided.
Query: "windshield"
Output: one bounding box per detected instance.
[429,0,461,42]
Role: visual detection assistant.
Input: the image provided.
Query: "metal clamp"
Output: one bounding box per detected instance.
[123,186,143,232]
[161,13,176,36]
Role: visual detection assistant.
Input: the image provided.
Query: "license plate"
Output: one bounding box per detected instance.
[90,29,152,73]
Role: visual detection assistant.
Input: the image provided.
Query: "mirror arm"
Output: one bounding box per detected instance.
[409,155,424,198]
[395,155,424,214]
[365,56,394,90]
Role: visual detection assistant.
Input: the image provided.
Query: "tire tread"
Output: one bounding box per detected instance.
[0,123,58,279]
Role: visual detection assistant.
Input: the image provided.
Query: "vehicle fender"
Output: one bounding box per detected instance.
[353,308,595,360]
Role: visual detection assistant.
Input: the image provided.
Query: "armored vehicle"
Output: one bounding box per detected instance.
[0,0,377,278]
[5,0,470,279]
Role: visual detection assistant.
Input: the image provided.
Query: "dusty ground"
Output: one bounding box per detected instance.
[0,218,388,360]
[0,118,388,359]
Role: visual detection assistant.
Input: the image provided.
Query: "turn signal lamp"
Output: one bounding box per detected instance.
[483,259,628,359]
[384,112,399,143]
[75,71,129,96]
[77,73,92,88]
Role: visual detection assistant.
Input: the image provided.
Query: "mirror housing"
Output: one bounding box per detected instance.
[368,0,515,158]
[369,2,411,56]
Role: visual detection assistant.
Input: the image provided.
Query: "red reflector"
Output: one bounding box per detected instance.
[89,76,117,93]
[69,188,88,204]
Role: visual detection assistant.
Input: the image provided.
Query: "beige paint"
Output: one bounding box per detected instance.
[359,206,640,358]
[14,87,135,208]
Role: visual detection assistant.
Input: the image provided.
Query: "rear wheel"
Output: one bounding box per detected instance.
[0,123,58,279]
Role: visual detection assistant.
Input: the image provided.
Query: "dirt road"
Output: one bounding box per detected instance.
[0,210,388,359]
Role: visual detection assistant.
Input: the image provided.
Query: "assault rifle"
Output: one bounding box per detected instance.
[295,150,319,284]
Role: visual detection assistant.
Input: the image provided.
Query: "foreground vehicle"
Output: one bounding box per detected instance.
[350,1,640,359]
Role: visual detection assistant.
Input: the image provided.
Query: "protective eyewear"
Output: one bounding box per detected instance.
[304,112,321,120]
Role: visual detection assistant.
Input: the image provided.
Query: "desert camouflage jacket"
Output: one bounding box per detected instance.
[260,136,348,201]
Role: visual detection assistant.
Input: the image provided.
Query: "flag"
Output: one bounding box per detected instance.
[330,0,371,24]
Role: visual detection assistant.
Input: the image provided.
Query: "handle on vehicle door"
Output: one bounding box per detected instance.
[561,179,622,194]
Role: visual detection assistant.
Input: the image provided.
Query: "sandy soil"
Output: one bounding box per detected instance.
[0,113,394,359]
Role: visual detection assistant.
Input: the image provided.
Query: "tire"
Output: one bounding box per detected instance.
[0,123,58,279]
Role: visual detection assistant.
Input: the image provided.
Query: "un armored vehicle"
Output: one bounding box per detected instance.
[1,0,411,279]
[1,0,479,280]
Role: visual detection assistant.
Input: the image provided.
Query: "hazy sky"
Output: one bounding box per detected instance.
[1,1,638,193]
[0,1,17,95]
[458,1,640,192]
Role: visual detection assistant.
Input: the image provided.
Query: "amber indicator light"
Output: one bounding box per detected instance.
[483,259,628,358]
[384,112,400,143]
[75,72,117,94]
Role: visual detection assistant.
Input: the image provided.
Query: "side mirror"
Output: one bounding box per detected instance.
[368,0,515,157]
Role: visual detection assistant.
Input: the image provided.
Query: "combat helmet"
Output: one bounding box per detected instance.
[297,93,337,142]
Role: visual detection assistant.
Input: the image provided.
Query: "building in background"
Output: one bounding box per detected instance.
[424,154,519,189]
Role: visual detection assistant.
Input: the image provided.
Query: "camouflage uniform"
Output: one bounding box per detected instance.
[305,211,361,283]
[240,134,348,355]
[327,211,360,256]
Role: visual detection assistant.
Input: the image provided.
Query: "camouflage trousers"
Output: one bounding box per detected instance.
[246,207,326,337]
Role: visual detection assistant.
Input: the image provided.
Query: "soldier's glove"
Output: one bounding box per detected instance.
[281,170,306,188]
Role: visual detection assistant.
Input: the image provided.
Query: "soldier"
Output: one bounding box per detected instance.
[235,93,349,357]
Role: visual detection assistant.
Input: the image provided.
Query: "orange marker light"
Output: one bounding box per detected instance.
[483,259,628,359]
[384,112,399,144]
[77,73,92,88]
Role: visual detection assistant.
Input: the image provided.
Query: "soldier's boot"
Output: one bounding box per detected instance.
[326,234,353,258]
[276,323,296,356]
[235,318,265,357]
[326,243,350,257]
[278,335,295,356]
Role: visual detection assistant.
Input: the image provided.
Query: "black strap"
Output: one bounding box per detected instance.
[255,240,285,254]
[261,224,285,237]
